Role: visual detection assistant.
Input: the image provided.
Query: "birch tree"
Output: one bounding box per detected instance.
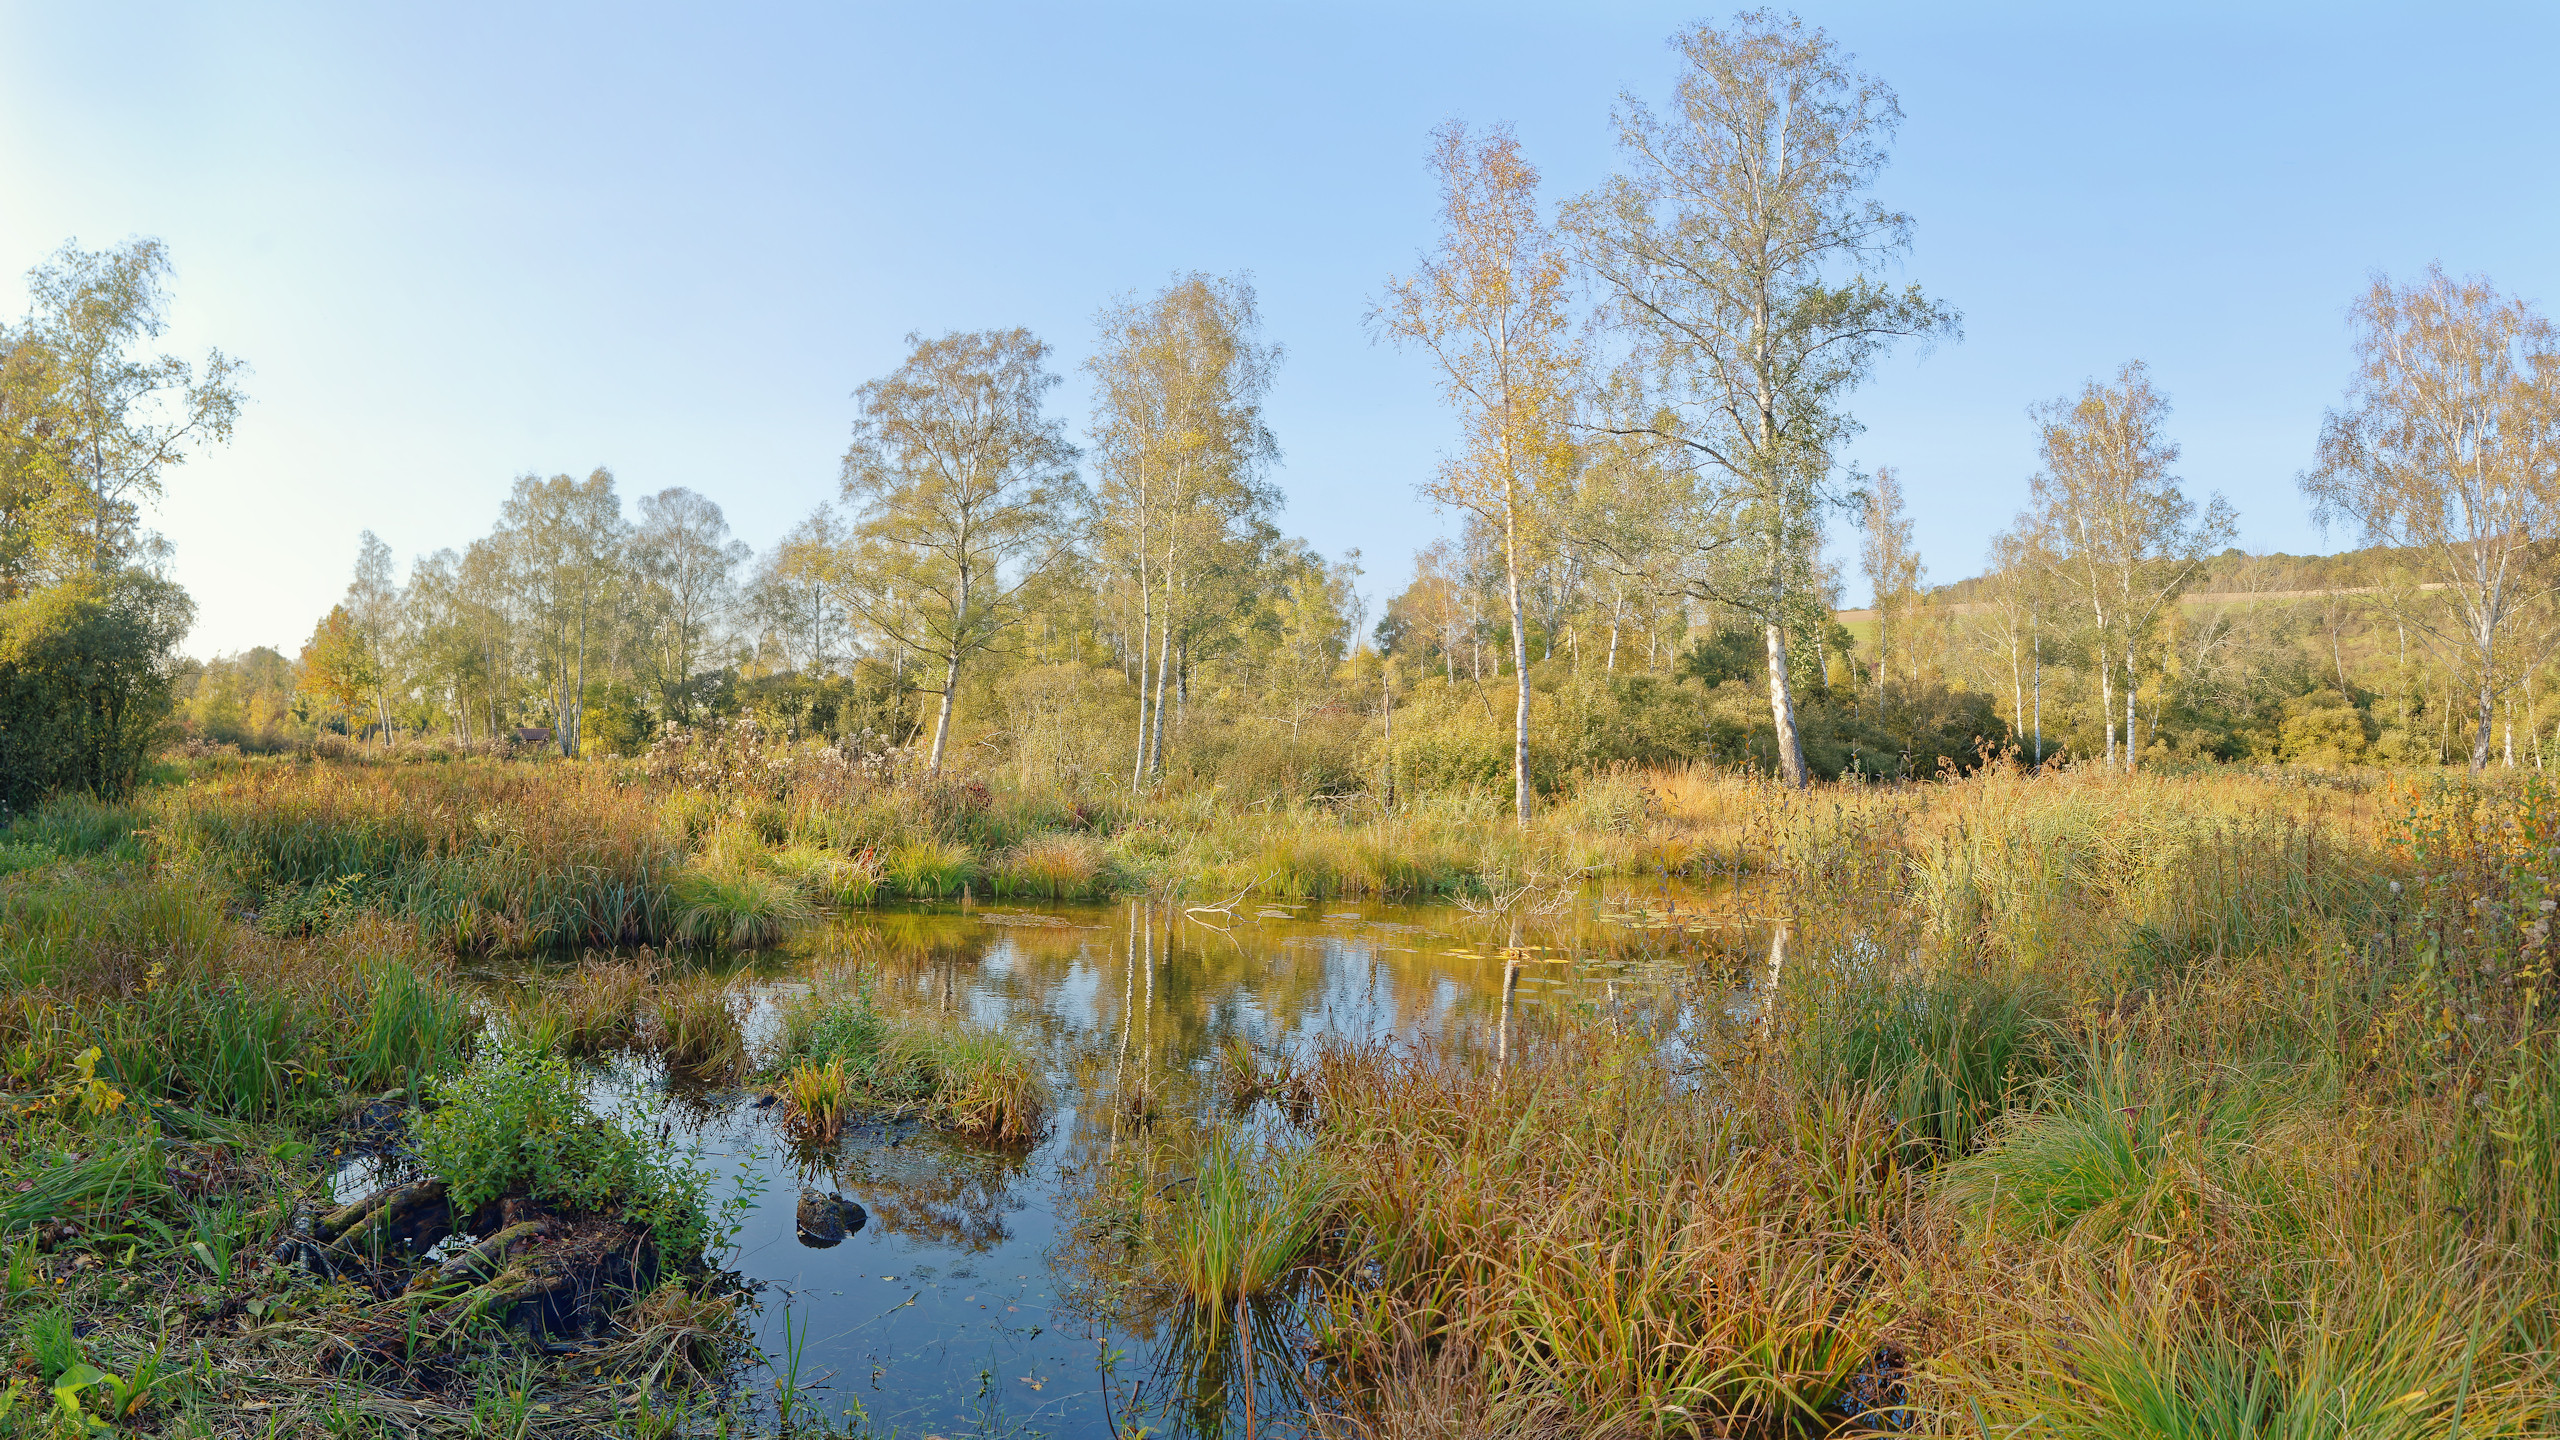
[493,468,627,757]
[1568,11,1954,787]
[345,530,403,749]
[14,239,245,577]
[1086,275,1281,789]
[838,330,1080,773]
[2300,266,2560,772]
[1969,525,2046,762]
[1859,465,1921,691]
[1374,120,1576,824]
[630,486,748,723]
[2026,363,2234,772]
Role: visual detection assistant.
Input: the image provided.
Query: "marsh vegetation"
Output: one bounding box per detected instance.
[0,745,2551,1437]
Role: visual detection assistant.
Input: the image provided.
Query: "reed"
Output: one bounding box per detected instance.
[645,974,751,1083]
[668,865,811,950]
[1154,1127,1331,1313]
[153,761,684,952]
[1301,1028,1904,1431]
[776,1057,849,1147]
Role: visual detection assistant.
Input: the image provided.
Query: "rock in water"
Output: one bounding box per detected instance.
[796,1187,866,1246]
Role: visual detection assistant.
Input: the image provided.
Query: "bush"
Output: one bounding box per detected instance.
[0,570,193,814]
[411,1039,715,1257]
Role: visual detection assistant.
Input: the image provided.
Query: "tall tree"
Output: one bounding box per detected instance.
[14,240,245,577]
[1086,274,1282,789]
[2027,362,2235,772]
[2301,265,2560,772]
[839,330,1081,773]
[1859,465,1922,690]
[1969,526,2045,761]
[344,530,404,749]
[492,469,627,757]
[748,507,847,677]
[1375,120,1576,825]
[629,487,749,724]
[1569,11,1955,786]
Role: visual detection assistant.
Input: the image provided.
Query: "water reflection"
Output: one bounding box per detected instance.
[671,885,1757,1437]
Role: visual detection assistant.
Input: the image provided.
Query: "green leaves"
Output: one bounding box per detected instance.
[410,1037,715,1259]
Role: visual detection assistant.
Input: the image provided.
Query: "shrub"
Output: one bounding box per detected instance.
[411,1040,714,1257]
[0,570,193,813]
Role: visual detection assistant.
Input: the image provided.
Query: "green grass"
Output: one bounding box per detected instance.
[668,865,811,949]
[772,985,1048,1141]
[1796,968,2059,1161]
[1154,1127,1331,1315]
[881,839,974,899]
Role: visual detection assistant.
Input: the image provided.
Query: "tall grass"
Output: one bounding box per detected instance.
[1155,1128,1331,1315]
[1302,1028,1903,1432]
[1794,970,2059,1160]
[669,865,810,949]
[154,762,683,951]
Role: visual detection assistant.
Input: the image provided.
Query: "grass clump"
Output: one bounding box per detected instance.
[760,843,879,908]
[412,1038,715,1259]
[669,864,811,949]
[777,1058,849,1147]
[1795,968,2059,1161]
[645,973,751,1083]
[882,838,974,899]
[773,982,1047,1141]
[1158,1128,1331,1312]
[993,832,1106,899]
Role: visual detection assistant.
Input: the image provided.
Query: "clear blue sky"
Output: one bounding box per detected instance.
[4,1,2555,658]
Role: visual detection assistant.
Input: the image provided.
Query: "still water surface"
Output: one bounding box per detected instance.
[627,886,1752,1436]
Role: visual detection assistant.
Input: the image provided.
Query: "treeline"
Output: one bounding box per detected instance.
[1843,260,2560,776]
[22,9,2560,815]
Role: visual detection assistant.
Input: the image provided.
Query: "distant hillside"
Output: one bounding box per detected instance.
[1920,543,2443,610]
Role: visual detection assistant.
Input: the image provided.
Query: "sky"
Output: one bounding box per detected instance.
[4,1,2556,658]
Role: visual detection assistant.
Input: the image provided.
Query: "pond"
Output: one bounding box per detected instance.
[489,885,1758,1436]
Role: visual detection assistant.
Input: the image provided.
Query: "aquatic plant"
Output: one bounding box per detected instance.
[1156,1127,1332,1314]
[668,865,811,949]
[882,838,974,899]
[644,974,751,1083]
[776,1058,848,1147]
[411,1038,714,1257]
[1300,1027,1903,1431]
[772,986,1048,1141]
